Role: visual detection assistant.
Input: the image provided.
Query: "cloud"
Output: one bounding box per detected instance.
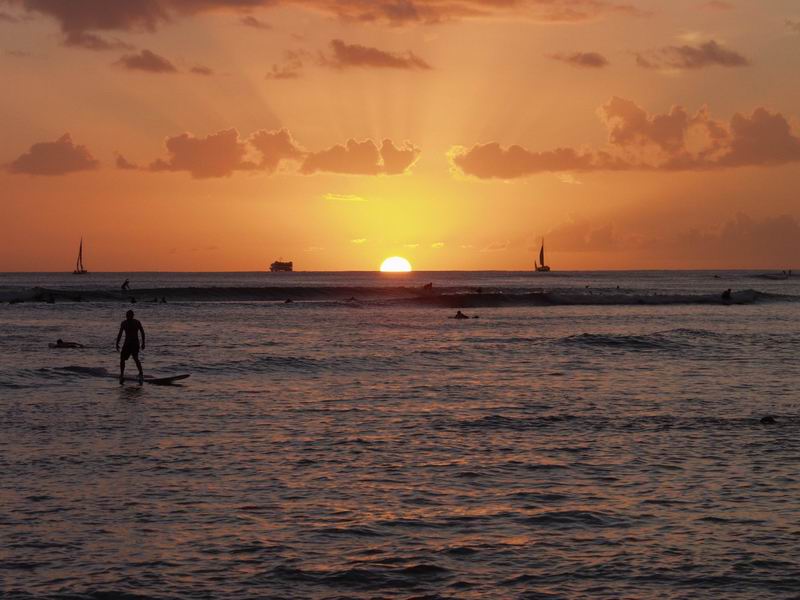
[323,193,366,202]
[449,97,800,178]
[324,39,431,70]
[7,133,99,175]
[115,154,138,169]
[5,49,33,57]
[350,238,367,244]
[248,128,304,172]
[0,10,20,22]
[63,31,132,50]
[190,64,213,75]
[483,241,509,251]
[548,214,800,267]
[10,0,168,34]
[449,143,615,179]
[6,0,645,37]
[240,15,271,29]
[140,128,418,178]
[786,19,800,34]
[548,51,609,68]
[545,220,623,252]
[265,50,305,80]
[431,242,445,248]
[115,49,177,73]
[148,129,255,178]
[636,40,749,70]
[300,139,420,175]
[703,0,733,9]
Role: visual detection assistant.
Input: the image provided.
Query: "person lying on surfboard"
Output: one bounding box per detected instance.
[51,339,83,348]
[116,309,145,384]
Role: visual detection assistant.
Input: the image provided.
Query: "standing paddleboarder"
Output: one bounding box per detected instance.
[116,309,145,384]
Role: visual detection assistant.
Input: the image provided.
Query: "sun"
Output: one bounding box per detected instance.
[380,256,412,272]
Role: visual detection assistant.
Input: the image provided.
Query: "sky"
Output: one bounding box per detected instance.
[1,0,799,271]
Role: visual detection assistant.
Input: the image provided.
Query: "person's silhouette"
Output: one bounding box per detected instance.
[116,309,145,384]
[121,279,130,291]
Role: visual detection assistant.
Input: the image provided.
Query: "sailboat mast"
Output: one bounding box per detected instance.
[77,238,83,271]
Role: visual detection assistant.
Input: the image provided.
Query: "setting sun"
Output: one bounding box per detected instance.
[380,257,412,272]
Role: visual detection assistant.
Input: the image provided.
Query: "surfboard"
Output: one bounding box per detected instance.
[118,374,190,386]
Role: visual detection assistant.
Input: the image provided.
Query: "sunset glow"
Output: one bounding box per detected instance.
[0,2,798,271]
[380,257,412,273]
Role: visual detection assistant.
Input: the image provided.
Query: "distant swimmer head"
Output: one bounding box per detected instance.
[57,338,63,345]
[126,309,134,319]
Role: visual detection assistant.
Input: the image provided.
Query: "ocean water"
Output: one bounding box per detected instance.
[1,271,799,599]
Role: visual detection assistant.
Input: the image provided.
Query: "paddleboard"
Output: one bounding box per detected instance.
[118,374,190,386]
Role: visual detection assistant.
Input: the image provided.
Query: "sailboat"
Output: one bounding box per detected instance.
[534,239,551,272]
[72,238,88,275]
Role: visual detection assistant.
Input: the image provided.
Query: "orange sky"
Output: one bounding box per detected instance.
[1,0,799,271]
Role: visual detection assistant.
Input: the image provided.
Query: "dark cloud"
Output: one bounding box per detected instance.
[240,15,271,29]
[115,49,177,72]
[265,50,305,79]
[248,129,304,172]
[7,133,99,175]
[13,0,168,34]
[549,51,609,68]
[190,64,213,75]
[63,31,133,50]
[148,129,256,178]
[450,143,620,179]
[786,19,800,34]
[719,108,800,167]
[140,128,417,178]
[449,97,800,178]
[325,39,431,70]
[115,154,138,170]
[6,0,645,35]
[636,40,749,70]
[300,138,420,175]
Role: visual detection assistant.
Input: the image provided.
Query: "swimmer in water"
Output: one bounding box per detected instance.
[452,310,469,319]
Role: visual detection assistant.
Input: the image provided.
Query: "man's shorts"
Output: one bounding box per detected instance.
[121,343,140,361]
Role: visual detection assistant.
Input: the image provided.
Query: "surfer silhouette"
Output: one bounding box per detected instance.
[116,309,145,384]
[121,279,130,291]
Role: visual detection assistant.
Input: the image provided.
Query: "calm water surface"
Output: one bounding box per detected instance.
[1,272,799,599]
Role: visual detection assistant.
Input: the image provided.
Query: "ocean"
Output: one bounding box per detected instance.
[1,270,799,599]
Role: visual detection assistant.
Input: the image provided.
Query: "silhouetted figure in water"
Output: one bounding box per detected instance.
[760,416,776,425]
[121,279,130,291]
[284,298,293,304]
[53,339,83,348]
[130,297,137,304]
[160,296,167,304]
[116,309,145,384]
[721,289,732,301]
[452,310,469,320]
